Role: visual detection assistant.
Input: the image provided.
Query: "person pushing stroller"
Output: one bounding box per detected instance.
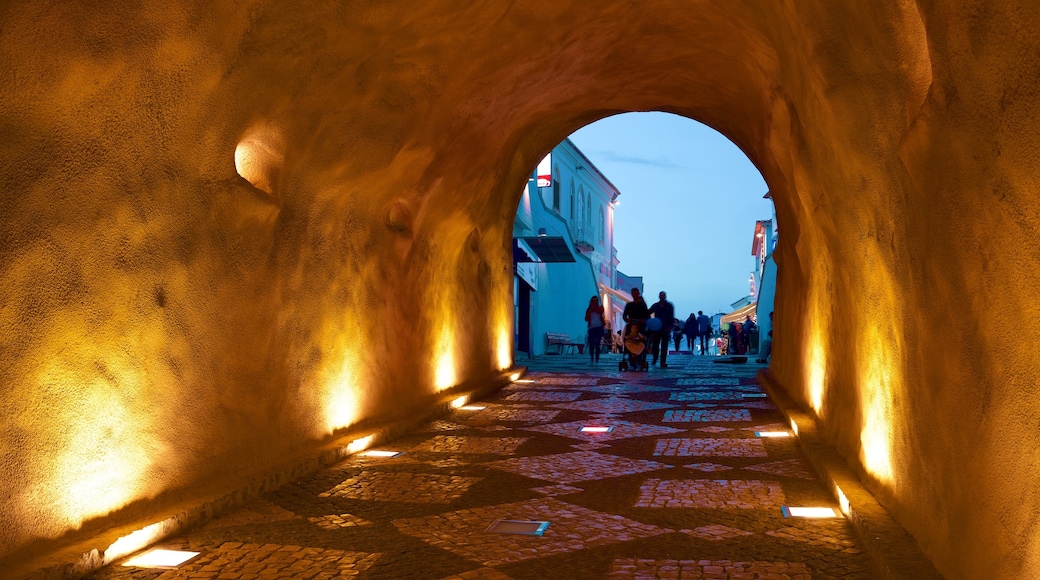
[619,288,651,371]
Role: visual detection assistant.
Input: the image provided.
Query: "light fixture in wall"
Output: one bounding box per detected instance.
[780,506,839,519]
[451,396,469,408]
[754,431,791,438]
[122,548,201,569]
[361,450,403,458]
[537,228,547,237]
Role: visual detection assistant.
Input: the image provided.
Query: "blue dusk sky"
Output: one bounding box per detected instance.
[567,112,772,318]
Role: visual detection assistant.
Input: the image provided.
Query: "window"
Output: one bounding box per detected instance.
[569,179,575,220]
[552,168,560,211]
[598,206,605,242]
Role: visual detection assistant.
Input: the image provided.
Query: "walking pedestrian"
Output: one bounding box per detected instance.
[584,296,606,363]
[683,313,698,352]
[648,291,675,367]
[696,311,711,355]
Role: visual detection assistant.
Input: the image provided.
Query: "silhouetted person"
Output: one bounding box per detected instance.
[683,313,698,352]
[584,296,606,363]
[696,311,711,355]
[648,291,674,367]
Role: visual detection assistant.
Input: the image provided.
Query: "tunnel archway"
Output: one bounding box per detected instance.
[2,2,1038,578]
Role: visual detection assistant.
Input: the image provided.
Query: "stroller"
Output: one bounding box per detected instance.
[618,321,650,371]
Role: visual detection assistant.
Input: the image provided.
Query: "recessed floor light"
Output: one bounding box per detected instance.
[781,506,839,518]
[513,379,536,384]
[755,431,791,438]
[122,549,201,569]
[485,519,550,535]
[742,393,768,398]
[361,450,403,458]
[579,426,613,433]
[459,405,486,411]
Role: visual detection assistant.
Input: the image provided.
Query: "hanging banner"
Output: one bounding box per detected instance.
[536,153,552,188]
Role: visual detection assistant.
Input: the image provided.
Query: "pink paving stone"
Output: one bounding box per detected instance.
[653,438,768,458]
[318,471,482,503]
[668,391,744,401]
[524,419,684,442]
[528,377,600,385]
[694,426,733,433]
[464,407,561,423]
[682,524,755,541]
[551,397,677,414]
[662,409,752,423]
[392,498,670,567]
[744,459,816,479]
[634,479,786,509]
[766,525,859,550]
[608,558,812,579]
[411,436,528,455]
[134,542,380,578]
[531,484,584,496]
[685,462,734,473]
[486,450,672,484]
[505,391,583,402]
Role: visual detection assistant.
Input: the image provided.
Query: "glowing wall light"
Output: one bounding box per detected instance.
[495,326,513,371]
[835,484,851,516]
[319,351,362,433]
[858,324,896,485]
[361,450,403,458]
[105,522,166,564]
[451,395,470,408]
[347,435,375,454]
[122,548,200,569]
[807,330,827,416]
[234,124,284,195]
[31,362,156,530]
[434,324,457,391]
[755,431,791,438]
[781,506,839,519]
[459,405,486,411]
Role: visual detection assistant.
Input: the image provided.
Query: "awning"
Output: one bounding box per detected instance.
[721,302,758,324]
[599,284,633,304]
[514,236,575,263]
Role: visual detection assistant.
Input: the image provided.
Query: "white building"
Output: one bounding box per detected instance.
[513,138,631,356]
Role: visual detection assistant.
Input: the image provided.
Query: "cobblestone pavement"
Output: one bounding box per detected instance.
[90,354,872,579]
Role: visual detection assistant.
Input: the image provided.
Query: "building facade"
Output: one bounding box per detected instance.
[513,139,630,356]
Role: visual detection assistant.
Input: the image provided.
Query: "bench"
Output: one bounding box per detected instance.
[545,332,583,355]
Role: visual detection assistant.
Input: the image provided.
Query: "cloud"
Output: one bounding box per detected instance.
[597,150,685,169]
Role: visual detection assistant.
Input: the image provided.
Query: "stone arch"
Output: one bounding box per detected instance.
[0,2,1038,577]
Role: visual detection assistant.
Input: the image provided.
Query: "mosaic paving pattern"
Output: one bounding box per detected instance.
[464,407,561,423]
[588,383,675,394]
[728,400,777,410]
[550,397,676,414]
[677,377,741,386]
[308,513,372,530]
[608,558,812,579]
[130,542,380,579]
[662,408,752,422]
[745,458,817,479]
[682,523,755,541]
[528,377,599,385]
[318,471,482,503]
[685,462,735,472]
[695,426,733,433]
[531,483,584,496]
[653,437,768,457]
[504,391,582,402]
[486,450,672,484]
[767,525,862,552]
[411,436,528,455]
[89,354,874,580]
[634,478,786,508]
[523,419,683,442]
[669,391,744,401]
[393,498,670,567]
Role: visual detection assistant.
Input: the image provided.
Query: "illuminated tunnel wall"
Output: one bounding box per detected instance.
[1,2,1037,577]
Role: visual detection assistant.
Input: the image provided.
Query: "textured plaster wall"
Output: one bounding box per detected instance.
[1,1,1037,577]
